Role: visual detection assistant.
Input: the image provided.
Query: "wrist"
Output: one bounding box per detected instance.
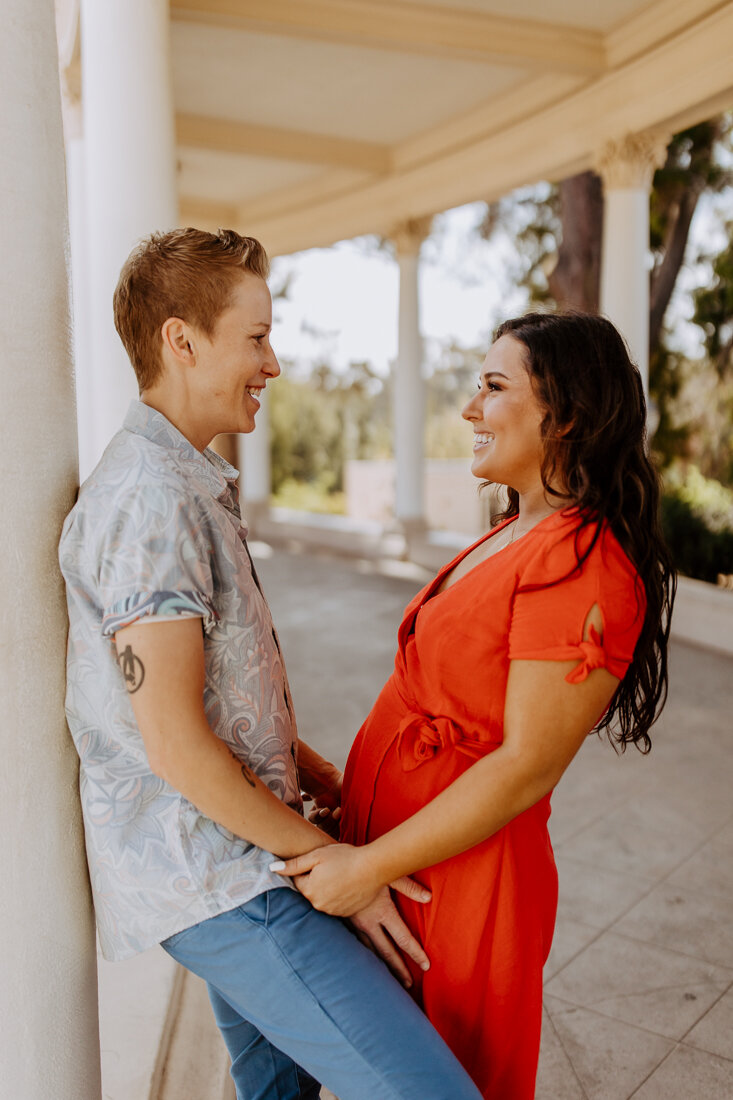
[303,761,343,798]
[357,840,392,891]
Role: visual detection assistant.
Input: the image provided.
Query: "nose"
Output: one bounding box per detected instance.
[462,391,482,422]
[265,343,281,379]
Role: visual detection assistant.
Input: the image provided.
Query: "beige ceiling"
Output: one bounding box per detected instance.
[65,0,733,256]
[390,0,647,31]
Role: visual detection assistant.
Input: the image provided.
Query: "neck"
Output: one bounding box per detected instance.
[140,389,213,453]
[514,483,568,531]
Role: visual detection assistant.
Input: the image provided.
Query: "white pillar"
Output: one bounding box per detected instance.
[81,0,178,470]
[239,392,272,531]
[57,9,95,480]
[0,1,101,1098]
[392,217,432,534]
[595,132,669,393]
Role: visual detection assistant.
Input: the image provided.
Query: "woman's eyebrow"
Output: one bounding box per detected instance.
[482,370,509,382]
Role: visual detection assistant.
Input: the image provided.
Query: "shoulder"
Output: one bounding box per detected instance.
[63,432,210,556]
[520,510,641,597]
[522,512,646,637]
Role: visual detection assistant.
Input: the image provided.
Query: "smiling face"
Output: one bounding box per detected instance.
[189,273,280,438]
[462,334,548,493]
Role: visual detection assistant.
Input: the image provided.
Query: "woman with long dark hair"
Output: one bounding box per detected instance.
[274,312,675,1098]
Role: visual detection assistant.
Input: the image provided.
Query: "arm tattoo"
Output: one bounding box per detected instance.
[118,644,145,693]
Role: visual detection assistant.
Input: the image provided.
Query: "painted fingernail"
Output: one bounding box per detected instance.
[269,861,286,871]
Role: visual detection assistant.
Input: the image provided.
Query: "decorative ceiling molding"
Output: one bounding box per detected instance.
[170,0,607,74]
[176,114,391,173]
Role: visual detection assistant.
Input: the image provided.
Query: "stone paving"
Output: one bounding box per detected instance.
[255,543,733,1100]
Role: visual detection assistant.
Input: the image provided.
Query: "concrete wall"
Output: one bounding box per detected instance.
[346,458,491,536]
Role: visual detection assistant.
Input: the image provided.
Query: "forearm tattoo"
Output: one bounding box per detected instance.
[117,644,145,693]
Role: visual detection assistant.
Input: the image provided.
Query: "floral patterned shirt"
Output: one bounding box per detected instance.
[59,401,300,960]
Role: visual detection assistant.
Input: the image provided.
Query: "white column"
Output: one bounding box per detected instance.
[239,392,272,531]
[392,217,432,534]
[0,1,101,1098]
[64,103,95,474]
[595,132,669,394]
[81,0,178,470]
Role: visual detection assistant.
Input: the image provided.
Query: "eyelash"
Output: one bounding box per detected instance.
[477,381,501,393]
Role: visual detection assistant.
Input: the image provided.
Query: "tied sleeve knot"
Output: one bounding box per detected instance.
[396,712,495,771]
[565,625,607,684]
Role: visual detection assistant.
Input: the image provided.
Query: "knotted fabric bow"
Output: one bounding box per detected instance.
[564,625,607,684]
[396,712,494,772]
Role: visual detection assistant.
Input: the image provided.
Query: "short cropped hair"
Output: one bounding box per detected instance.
[113,227,270,391]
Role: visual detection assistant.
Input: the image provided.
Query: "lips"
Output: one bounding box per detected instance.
[473,432,494,450]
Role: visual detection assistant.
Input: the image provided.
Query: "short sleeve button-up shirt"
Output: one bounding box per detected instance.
[59,401,300,960]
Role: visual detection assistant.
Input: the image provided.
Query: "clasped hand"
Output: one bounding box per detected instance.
[273,842,398,915]
[271,844,432,988]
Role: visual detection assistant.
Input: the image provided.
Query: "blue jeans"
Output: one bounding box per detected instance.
[162,887,481,1100]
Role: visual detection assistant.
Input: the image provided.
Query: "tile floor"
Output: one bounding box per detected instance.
[258,547,733,1099]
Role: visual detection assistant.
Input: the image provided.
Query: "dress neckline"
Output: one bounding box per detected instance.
[425,507,575,605]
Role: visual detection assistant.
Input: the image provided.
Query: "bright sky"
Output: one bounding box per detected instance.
[269,193,726,376]
[270,203,528,376]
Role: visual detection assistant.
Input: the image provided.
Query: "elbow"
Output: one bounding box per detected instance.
[146,747,169,784]
[500,747,561,810]
[144,737,175,785]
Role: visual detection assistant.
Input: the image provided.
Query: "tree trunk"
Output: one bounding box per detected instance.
[548,171,604,312]
[649,186,703,355]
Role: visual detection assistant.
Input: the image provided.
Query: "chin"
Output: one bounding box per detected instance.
[470,457,494,481]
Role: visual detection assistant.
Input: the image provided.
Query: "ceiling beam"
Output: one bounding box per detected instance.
[605,0,728,68]
[171,0,606,74]
[176,114,391,173]
[228,169,371,225]
[227,3,733,256]
[392,72,588,172]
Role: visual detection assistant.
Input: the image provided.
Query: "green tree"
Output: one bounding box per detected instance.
[269,360,391,498]
[693,217,733,378]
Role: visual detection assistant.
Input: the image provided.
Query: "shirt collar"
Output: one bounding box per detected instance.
[123,400,240,507]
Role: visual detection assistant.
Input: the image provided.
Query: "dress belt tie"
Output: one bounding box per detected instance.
[396,712,498,772]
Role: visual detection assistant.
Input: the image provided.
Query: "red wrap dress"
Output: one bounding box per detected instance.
[340,509,645,1098]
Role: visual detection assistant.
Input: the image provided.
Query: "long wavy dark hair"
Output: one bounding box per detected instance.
[492,311,676,753]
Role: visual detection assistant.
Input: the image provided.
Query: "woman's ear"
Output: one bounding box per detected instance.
[161,316,195,366]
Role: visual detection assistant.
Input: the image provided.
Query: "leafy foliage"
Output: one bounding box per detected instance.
[479,183,559,304]
[693,219,733,377]
[661,465,733,582]
[270,360,391,495]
